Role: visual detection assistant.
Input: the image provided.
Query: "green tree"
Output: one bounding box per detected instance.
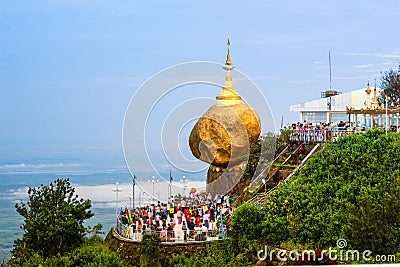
[344,178,400,255]
[380,63,400,106]
[230,203,266,241]
[140,232,162,267]
[169,240,253,267]
[261,129,400,257]
[72,242,129,267]
[85,223,106,245]
[11,178,93,263]
[242,133,276,182]
[242,141,261,181]
[11,236,129,267]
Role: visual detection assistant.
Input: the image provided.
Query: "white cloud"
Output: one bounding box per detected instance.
[8,181,207,208]
[0,163,79,169]
[353,64,374,68]
[345,52,400,58]
[67,181,207,203]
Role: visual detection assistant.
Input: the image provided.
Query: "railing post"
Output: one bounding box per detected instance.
[220,209,224,240]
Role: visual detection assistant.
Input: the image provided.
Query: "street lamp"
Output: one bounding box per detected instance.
[139,190,145,208]
[128,193,132,211]
[180,176,189,197]
[169,170,173,201]
[132,175,137,210]
[148,177,159,205]
[112,182,123,228]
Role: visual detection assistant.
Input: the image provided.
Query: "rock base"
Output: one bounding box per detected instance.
[206,163,249,197]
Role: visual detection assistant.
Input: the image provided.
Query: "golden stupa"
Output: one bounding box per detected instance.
[189,39,261,194]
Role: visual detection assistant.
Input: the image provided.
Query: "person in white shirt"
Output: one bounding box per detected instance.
[201,223,208,241]
[224,194,230,208]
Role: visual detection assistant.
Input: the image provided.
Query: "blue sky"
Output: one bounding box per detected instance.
[1,1,400,160]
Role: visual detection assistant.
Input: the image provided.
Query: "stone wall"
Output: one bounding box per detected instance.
[105,228,224,266]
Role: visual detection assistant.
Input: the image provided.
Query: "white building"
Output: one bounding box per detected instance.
[289,85,382,124]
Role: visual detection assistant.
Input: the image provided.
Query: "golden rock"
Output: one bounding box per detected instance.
[189,103,260,167]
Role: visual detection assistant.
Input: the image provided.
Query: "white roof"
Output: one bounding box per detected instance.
[289,87,382,112]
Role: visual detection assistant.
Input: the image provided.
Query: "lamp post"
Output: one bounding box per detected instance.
[128,193,132,211]
[112,182,123,228]
[397,113,399,133]
[169,170,173,201]
[148,177,159,205]
[139,190,145,208]
[220,208,224,240]
[180,176,189,197]
[132,175,137,210]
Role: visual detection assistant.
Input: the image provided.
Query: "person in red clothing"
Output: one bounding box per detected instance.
[184,208,189,217]
[186,212,192,224]
[142,208,148,224]
[195,215,201,226]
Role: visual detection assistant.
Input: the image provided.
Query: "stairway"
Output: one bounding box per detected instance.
[232,143,321,207]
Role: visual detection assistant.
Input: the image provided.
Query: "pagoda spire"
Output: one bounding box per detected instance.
[373,80,379,109]
[365,81,371,108]
[216,38,242,106]
[225,38,232,67]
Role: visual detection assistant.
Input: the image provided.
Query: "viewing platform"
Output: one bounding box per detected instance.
[115,227,227,243]
[289,128,357,143]
[287,126,398,143]
[113,207,229,244]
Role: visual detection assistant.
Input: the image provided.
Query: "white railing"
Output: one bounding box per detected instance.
[117,225,227,243]
[289,129,358,143]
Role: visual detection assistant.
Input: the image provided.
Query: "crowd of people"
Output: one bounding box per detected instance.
[117,192,233,242]
[286,119,399,143]
[286,121,361,142]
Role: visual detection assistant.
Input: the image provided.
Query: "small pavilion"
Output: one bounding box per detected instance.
[346,83,400,131]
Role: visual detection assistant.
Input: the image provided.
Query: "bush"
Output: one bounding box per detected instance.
[168,239,255,267]
[230,203,266,240]
[140,233,162,267]
[72,243,129,267]
[261,130,400,257]
[169,254,191,267]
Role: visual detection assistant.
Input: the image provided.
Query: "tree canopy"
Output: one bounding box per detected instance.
[230,129,400,258]
[380,63,400,106]
[12,178,94,263]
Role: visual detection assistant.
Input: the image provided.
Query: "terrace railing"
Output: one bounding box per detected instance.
[116,224,228,243]
[289,128,358,143]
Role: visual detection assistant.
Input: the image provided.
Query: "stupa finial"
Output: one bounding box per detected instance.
[365,81,372,108]
[366,81,371,94]
[373,79,379,109]
[225,38,232,67]
[216,38,242,106]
